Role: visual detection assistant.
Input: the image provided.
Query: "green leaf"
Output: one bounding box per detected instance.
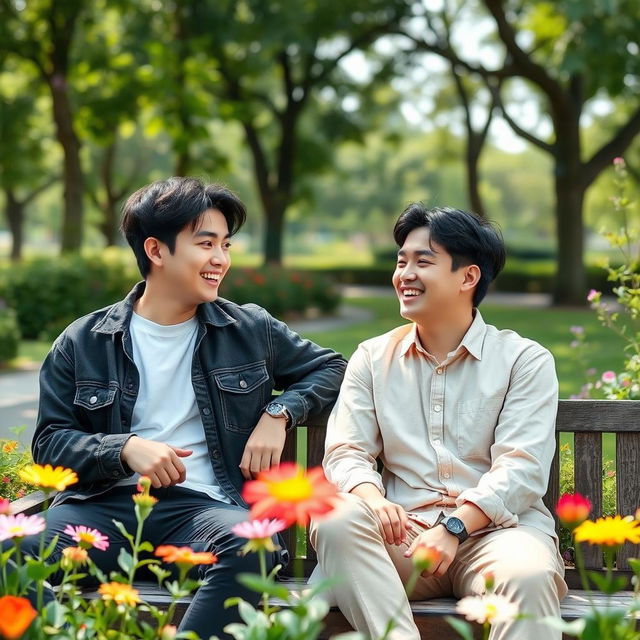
[148,563,171,585]
[587,571,628,594]
[539,615,585,635]
[236,573,290,600]
[443,616,474,640]
[112,519,135,543]
[138,541,154,553]
[25,558,57,581]
[117,547,134,574]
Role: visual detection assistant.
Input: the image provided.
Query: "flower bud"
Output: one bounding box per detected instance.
[411,543,442,572]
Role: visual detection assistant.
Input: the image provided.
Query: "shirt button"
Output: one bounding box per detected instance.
[202,407,211,416]
[239,380,247,389]
[433,405,442,412]
[443,473,450,479]
[436,368,443,374]
[89,395,98,405]
[434,439,441,446]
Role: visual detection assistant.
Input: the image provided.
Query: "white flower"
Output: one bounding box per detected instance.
[456,594,518,624]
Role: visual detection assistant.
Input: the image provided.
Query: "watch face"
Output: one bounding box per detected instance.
[446,518,465,534]
[267,403,285,417]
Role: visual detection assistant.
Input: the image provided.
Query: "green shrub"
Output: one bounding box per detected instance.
[0,433,32,500]
[0,254,342,340]
[0,302,20,364]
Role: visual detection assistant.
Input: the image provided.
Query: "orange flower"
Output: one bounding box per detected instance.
[61,546,88,569]
[98,582,141,606]
[411,542,442,572]
[2,441,18,454]
[242,462,339,527]
[555,493,591,529]
[155,545,217,568]
[0,595,37,639]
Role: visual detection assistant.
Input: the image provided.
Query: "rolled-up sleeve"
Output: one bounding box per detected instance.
[323,345,385,495]
[455,347,558,527]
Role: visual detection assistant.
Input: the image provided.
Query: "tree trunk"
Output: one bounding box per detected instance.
[263,201,286,265]
[50,73,84,252]
[466,136,486,218]
[4,189,24,262]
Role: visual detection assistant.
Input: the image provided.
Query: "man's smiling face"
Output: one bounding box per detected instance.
[392,226,468,324]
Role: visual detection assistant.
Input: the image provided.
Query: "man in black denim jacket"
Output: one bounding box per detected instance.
[27,177,346,639]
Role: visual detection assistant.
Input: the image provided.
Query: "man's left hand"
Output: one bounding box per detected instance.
[240,413,287,479]
[405,524,460,578]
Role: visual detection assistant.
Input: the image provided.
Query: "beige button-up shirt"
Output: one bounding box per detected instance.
[323,310,559,539]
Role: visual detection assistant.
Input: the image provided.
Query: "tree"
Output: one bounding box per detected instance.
[184,0,410,265]
[406,0,640,304]
[1,0,86,252]
[0,58,58,260]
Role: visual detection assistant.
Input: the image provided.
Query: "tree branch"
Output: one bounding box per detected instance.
[582,107,640,188]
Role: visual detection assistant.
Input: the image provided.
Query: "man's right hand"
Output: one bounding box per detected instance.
[121,436,192,489]
[351,482,411,546]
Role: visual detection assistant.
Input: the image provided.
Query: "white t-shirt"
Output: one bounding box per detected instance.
[117,311,230,503]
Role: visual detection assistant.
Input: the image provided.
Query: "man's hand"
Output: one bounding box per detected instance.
[121,436,192,489]
[239,413,287,480]
[405,524,459,577]
[351,483,412,546]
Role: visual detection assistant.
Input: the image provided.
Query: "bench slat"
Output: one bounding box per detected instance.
[556,400,640,432]
[574,432,603,568]
[616,432,640,571]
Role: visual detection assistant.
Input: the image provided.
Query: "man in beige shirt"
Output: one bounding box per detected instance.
[311,205,567,639]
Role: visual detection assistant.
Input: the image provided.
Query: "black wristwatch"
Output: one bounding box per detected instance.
[439,516,469,543]
[265,402,292,429]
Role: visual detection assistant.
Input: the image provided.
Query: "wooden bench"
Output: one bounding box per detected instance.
[11,399,640,638]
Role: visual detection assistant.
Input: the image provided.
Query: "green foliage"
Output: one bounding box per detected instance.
[0,431,31,500]
[0,302,20,363]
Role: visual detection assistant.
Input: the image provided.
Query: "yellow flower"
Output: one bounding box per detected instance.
[98,582,141,606]
[2,441,18,454]
[19,464,78,492]
[132,493,158,509]
[574,515,640,547]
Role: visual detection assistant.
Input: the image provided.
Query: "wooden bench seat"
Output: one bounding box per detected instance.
[10,399,640,638]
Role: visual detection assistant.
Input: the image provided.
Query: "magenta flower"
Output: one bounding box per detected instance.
[231,518,287,555]
[0,514,46,541]
[601,371,617,384]
[0,498,10,515]
[587,289,600,302]
[64,524,109,551]
[613,157,625,167]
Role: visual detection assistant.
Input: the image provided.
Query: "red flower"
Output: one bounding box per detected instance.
[242,462,339,527]
[556,493,592,529]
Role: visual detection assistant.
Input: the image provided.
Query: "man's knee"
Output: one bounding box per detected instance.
[311,493,375,547]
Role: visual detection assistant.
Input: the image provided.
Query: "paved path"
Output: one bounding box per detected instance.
[0,288,553,443]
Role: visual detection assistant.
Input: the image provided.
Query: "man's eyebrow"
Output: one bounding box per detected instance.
[397,248,437,258]
[194,230,231,240]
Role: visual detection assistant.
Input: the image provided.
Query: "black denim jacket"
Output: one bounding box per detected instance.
[34,282,347,507]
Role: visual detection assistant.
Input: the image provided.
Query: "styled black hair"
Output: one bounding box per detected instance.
[393,204,505,306]
[120,177,247,278]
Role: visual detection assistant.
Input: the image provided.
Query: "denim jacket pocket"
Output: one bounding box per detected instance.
[74,383,117,411]
[213,361,270,433]
[455,397,504,460]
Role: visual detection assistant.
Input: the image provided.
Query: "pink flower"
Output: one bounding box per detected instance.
[232,518,287,540]
[0,514,46,541]
[587,289,600,302]
[231,518,287,555]
[613,157,625,166]
[601,371,617,384]
[64,525,109,551]
[569,325,584,336]
[0,498,10,515]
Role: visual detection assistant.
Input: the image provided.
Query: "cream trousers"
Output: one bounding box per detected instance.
[310,493,568,640]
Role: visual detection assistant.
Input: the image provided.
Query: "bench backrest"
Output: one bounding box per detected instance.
[280,399,640,585]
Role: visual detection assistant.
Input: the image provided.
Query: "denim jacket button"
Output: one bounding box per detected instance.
[202,407,211,416]
[89,395,98,405]
[239,380,247,389]
[212,449,220,458]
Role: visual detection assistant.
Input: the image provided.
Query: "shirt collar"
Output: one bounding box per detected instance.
[398,309,487,361]
[91,281,236,334]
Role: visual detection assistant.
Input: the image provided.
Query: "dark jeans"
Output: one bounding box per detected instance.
[17,485,280,640]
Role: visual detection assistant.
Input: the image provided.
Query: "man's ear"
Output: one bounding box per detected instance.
[143,237,164,269]
[461,264,481,293]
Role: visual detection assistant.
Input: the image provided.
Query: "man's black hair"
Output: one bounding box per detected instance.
[120,176,247,278]
[393,204,506,306]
